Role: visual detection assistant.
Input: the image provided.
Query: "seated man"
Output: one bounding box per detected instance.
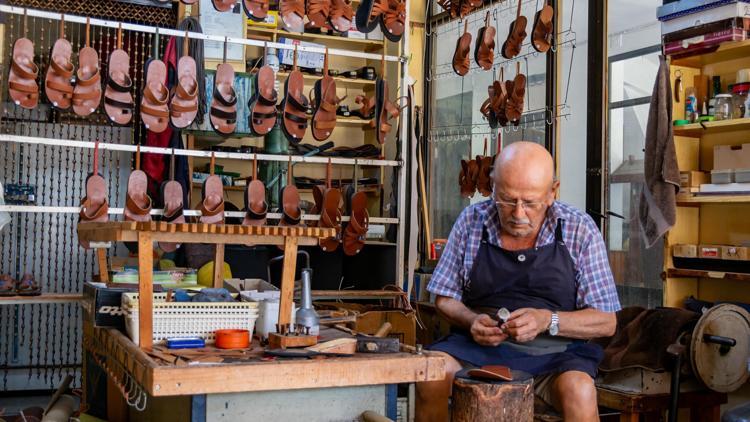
[417,142,620,422]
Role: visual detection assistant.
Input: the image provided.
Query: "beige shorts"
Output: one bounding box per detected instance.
[533,373,559,409]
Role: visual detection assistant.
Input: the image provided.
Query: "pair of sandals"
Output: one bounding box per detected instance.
[458,142,494,198]
[211,0,270,24]
[141,55,199,133]
[502,0,555,59]
[355,0,406,42]
[451,13,494,76]
[480,67,526,128]
[308,184,369,255]
[437,0,481,19]
[0,274,41,296]
[279,0,354,33]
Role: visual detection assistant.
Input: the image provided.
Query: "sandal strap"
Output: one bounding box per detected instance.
[251,90,278,107]
[286,92,309,111]
[246,202,268,220]
[11,57,38,80]
[201,198,225,217]
[171,101,198,113]
[126,193,152,215]
[80,197,109,220]
[176,77,198,100]
[107,75,133,93]
[77,68,101,87]
[314,119,336,130]
[104,95,134,110]
[50,57,74,78]
[211,107,237,123]
[47,79,74,95]
[213,85,238,107]
[284,112,308,128]
[144,83,169,105]
[164,205,184,222]
[9,81,38,95]
[141,103,170,118]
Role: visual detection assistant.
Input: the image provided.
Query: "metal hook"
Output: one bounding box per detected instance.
[129,382,141,408]
[135,387,148,412]
[546,108,554,125]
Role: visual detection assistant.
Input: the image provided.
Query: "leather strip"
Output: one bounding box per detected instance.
[47,80,74,94]
[210,107,237,122]
[104,96,134,110]
[11,58,38,80]
[213,86,238,107]
[126,193,152,216]
[107,76,133,93]
[9,81,38,94]
[50,57,74,78]
[141,103,170,118]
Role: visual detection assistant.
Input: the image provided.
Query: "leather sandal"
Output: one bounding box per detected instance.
[343,190,368,256]
[280,0,306,32]
[374,78,406,145]
[248,63,278,136]
[379,0,405,42]
[352,95,375,119]
[306,0,331,30]
[141,59,170,133]
[200,165,225,224]
[329,0,354,33]
[8,37,39,109]
[104,26,134,125]
[158,153,185,253]
[480,83,499,129]
[475,139,494,197]
[355,0,381,33]
[79,141,109,249]
[16,274,41,296]
[459,158,479,198]
[73,20,102,117]
[45,22,75,110]
[170,34,199,129]
[316,160,342,252]
[212,0,236,12]
[243,155,268,227]
[0,275,16,296]
[502,0,528,60]
[452,20,471,76]
[474,11,496,71]
[210,63,238,136]
[506,69,526,126]
[532,1,554,53]
[312,51,346,142]
[124,149,153,224]
[281,49,310,144]
[243,0,270,22]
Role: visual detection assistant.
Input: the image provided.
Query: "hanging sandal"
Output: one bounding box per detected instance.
[505,65,526,126]
[45,16,74,110]
[452,20,471,76]
[343,190,368,256]
[352,95,375,119]
[502,0,528,59]
[248,45,278,136]
[73,20,102,117]
[355,0,381,33]
[531,0,554,53]
[374,77,407,145]
[141,32,170,133]
[244,0,270,21]
[124,146,153,224]
[8,28,39,110]
[317,160,342,252]
[459,158,479,198]
[0,275,16,297]
[280,0,306,32]
[78,141,109,249]
[279,158,302,232]
[329,0,354,33]
[212,0,236,12]
[306,0,331,30]
[475,139,494,197]
[159,151,185,253]
[16,274,41,296]
[104,24,134,125]
[200,153,226,224]
[281,47,310,144]
[170,31,199,129]
[380,0,406,42]
[210,41,238,137]
[243,155,268,227]
[312,50,346,142]
[474,11,496,71]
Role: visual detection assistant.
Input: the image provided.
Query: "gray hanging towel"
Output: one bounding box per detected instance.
[639,55,680,248]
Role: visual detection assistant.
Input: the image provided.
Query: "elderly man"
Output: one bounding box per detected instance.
[417,142,620,421]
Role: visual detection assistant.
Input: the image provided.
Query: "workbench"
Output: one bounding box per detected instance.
[82,326,446,421]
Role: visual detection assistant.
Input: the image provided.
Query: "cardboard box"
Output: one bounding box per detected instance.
[698,244,723,259]
[722,246,749,261]
[673,244,698,258]
[714,143,750,170]
[247,10,279,28]
[82,282,133,330]
[680,171,709,188]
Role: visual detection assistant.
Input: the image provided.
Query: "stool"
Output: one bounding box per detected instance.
[596,386,727,422]
[451,369,534,422]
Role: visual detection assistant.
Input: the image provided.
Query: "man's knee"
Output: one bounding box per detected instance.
[554,371,597,406]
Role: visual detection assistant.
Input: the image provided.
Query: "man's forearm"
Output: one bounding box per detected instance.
[435,296,479,331]
[558,308,616,339]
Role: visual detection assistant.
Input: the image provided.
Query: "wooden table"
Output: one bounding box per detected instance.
[83,327,446,421]
[596,386,727,422]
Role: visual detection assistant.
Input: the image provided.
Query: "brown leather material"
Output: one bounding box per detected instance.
[279,185,302,227]
[212,0,236,12]
[200,175,225,224]
[329,0,354,32]
[467,365,513,381]
[280,0,306,32]
[158,180,185,253]
[170,56,199,129]
[459,158,479,198]
[452,20,471,76]
[244,0,270,21]
[505,73,526,125]
[0,274,15,296]
[210,63,238,136]
[124,170,152,223]
[354,95,375,119]
[72,46,102,116]
[375,78,402,145]
[242,179,268,226]
[104,49,134,125]
[380,0,405,41]
[502,0,528,59]
[140,60,170,133]
[318,188,342,252]
[16,274,41,296]
[78,172,109,248]
[45,38,74,109]
[532,3,554,53]
[312,73,345,141]
[475,155,494,197]
[281,70,310,143]
[474,11,496,71]
[8,38,39,109]
[306,0,331,29]
[343,191,368,256]
[249,65,278,136]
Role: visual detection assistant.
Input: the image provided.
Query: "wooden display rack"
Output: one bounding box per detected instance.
[78,221,336,349]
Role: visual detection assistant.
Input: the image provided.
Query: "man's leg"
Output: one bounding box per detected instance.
[550,370,599,422]
[415,351,463,422]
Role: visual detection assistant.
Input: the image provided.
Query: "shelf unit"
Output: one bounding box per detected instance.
[665,41,750,307]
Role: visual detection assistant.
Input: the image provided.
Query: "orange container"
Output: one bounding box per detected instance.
[215,329,250,349]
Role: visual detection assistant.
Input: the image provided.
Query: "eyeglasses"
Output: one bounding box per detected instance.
[492,189,547,211]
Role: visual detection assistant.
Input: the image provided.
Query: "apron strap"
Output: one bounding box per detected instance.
[555,218,564,243]
[481,224,490,242]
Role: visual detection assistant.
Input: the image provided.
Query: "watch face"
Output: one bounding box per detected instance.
[549,324,559,336]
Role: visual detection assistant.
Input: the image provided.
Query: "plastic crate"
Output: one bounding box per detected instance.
[122,292,259,345]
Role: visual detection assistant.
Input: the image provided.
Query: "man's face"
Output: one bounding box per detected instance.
[493,179,558,238]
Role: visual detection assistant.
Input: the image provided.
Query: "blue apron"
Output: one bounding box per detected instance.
[429,219,603,378]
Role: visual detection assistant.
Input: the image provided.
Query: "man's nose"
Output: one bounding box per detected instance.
[511,203,526,219]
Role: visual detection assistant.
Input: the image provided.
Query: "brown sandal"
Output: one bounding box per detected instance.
[474,11,496,71]
[210,57,238,136]
[244,0,270,21]
[104,25,134,125]
[280,0,306,32]
[159,152,185,253]
[243,155,268,226]
[281,47,310,144]
[318,160,342,252]
[279,158,302,229]
[45,18,74,110]
[475,139,494,197]
[124,146,153,223]
[329,0,354,33]
[248,46,278,136]
[200,154,225,224]
[532,1,554,53]
[141,59,170,133]
[343,190,368,256]
[170,32,199,129]
[459,158,479,198]
[505,65,526,126]
[16,274,41,296]
[212,0,236,12]
[380,0,406,42]
[312,50,346,142]
[73,19,102,117]
[452,20,471,76]
[8,37,39,110]
[0,275,16,296]
[502,0,528,60]
[353,95,375,120]
[374,78,407,145]
[79,141,109,249]
[306,0,331,29]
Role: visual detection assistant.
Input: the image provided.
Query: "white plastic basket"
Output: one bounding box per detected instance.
[122,292,259,345]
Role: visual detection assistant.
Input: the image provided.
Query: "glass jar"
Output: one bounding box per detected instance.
[732,83,750,118]
[714,94,734,120]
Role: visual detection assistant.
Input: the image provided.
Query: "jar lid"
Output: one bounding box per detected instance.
[716,94,733,98]
[673,119,691,126]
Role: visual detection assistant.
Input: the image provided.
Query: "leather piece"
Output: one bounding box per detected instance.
[141,60,170,133]
[532,4,554,53]
[200,175,225,224]
[158,180,185,253]
[474,12,496,71]
[280,0,306,32]
[45,38,74,109]
[104,49,134,125]
[78,172,109,248]
[279,185,302,226]
[124,170,152,223]
[452,21,471,76]
[467,365,513,381]
[210,63,238,136]
[243,179,268,226]
[281,70,310,143]
[8,38,39,109]
[72,46,102,116]
[343,190,368,256]
[459,158,479,198]
[249,65,278,136]
[170,56,199,129]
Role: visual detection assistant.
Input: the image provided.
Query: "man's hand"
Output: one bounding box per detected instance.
[502,308,552,343]
[470,314,508,346]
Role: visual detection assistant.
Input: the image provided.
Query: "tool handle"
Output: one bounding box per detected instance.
[374,322,392,338]
[703,334,736,347]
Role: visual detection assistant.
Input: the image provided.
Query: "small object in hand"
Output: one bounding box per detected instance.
[167,337,206,349]
[496,307,510,324]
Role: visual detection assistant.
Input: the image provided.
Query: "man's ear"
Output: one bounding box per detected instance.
[549,180,560,204]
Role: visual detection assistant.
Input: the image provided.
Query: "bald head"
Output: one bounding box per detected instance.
[493,141,555,189]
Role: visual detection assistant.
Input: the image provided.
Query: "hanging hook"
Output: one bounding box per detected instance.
[222,36,228,63]
[135,387,148,412]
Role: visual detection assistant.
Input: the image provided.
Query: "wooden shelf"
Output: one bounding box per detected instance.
[193,183,245,192]
[667,267,750,281]
[0,293,83,305]
[673,118,750,137]
[671,40,750,68]
[276,71,376,86]
[676,194,750,205]
[247,26,384,48]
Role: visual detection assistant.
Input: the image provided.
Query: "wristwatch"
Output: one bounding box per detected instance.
[548,312,560,336]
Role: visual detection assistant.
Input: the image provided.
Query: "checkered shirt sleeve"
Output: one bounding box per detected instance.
[426,207,470,301]
[574,214,622,312]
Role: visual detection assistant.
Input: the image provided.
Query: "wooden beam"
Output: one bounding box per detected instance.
[97,248,109,283]
[213,244,225,288]
[138,231,154,350]
[278,236,299,328]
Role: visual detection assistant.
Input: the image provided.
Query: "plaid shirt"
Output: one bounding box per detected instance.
[427,200,621,312]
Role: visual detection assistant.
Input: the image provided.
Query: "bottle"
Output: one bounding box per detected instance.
[685,87,698,122]
[266,47,280,73]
